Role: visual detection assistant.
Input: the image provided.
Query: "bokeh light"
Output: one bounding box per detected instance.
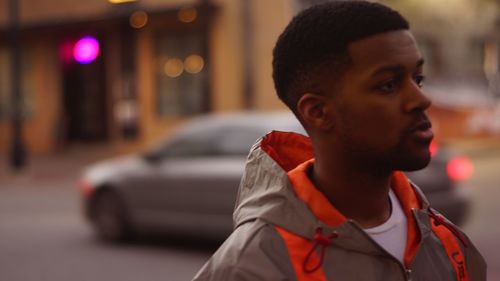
[130,11,148,29]
[429,140,439,157]
[108,0,136,3]
[184,55,204,74]
[73,36,100,64]
[164,58,184,78]
[447,156,474,182]
[178,7,197,23]
[59,41,74,64]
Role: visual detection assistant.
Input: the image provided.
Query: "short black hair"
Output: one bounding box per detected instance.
[272,1,409,114]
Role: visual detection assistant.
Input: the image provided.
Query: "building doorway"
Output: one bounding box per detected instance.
[60,35,108,143]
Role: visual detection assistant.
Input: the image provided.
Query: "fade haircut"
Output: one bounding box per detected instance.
[272,1,409,114]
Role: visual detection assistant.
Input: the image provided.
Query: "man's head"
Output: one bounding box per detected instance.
[273,1,409,114]
[273,1,433,172]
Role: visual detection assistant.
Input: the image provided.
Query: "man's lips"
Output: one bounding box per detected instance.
[410,120,434,141]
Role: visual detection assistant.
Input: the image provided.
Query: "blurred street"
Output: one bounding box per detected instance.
[0,147,215,281]
[0,141,499,281]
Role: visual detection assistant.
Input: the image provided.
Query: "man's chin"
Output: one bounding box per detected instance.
[392,140,432,171]
[396,154,431,172]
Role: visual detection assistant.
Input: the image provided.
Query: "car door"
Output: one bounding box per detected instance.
[128,126,247,235]
[153,155,245,234]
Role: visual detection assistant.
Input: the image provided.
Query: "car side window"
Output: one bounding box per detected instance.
[218,127,269,156]
[161,126,265,158]
[160,128,224,158]
[163,138,217,158]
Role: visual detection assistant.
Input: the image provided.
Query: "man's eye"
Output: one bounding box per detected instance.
[414,74,425,88]
[379,80,398,93]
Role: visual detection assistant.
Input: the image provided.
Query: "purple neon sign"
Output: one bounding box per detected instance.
[73,36,100,64]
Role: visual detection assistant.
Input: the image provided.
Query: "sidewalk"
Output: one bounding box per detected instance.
[0,144,116,185]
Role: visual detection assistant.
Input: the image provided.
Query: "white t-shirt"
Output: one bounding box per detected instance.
[364,189,408,264]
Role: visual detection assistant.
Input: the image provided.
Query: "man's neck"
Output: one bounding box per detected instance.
[310,156,393,229]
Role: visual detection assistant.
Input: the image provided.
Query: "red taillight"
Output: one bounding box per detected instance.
[78,180,95,198]
[429,140,439,157]
[447,156,474,182]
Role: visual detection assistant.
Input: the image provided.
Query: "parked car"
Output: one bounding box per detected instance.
[78,111,473,242]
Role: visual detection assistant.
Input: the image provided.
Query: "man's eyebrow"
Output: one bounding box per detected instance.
[371,58,425,77]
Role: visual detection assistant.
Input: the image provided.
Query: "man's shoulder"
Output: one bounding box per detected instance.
[192,220,295,281]
[211,220,280,262]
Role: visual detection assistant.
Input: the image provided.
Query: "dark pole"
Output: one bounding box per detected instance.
[9,0,26,170]
[241,0,253,109]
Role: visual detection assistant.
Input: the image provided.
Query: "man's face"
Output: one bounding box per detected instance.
[326,30,433,172]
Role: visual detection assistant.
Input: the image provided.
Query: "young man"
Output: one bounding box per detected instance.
[193,1,486,280]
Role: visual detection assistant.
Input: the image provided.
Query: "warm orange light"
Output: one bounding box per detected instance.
[109,0,137,4]
[130,11,148,29]
[164,58,184,78]
[184,55,204,74]
[178,7,198,23]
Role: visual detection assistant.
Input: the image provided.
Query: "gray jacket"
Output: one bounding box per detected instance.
[193,131,486,281]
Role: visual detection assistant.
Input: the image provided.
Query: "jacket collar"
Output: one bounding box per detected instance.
[260,131,433,266]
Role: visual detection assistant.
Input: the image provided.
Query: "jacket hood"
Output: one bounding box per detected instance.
[233,131,431,241]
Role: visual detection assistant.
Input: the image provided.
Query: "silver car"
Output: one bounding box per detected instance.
[78,111,471,242]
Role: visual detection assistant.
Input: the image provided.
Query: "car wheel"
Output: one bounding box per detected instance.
[91,190,133,242]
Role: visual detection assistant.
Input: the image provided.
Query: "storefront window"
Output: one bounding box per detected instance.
[155,31,208,117]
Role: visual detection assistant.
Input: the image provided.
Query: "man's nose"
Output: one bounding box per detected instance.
[403,80,432,112]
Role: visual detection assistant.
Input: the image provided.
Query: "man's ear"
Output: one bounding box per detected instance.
[297,93,334,131]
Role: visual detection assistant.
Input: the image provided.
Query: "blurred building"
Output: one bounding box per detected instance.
[382,0,500,138]
[0,0,297,156]
[0,0,499,157]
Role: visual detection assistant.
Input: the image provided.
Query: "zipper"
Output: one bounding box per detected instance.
[406,269,412,281]
[348,220,413,280]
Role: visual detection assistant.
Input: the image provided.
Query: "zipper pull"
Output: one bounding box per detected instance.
[406,269,412,281]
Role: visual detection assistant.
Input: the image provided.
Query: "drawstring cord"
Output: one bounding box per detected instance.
[301,209,465,274]
[303,227,338,273]
[428,207,469,248]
